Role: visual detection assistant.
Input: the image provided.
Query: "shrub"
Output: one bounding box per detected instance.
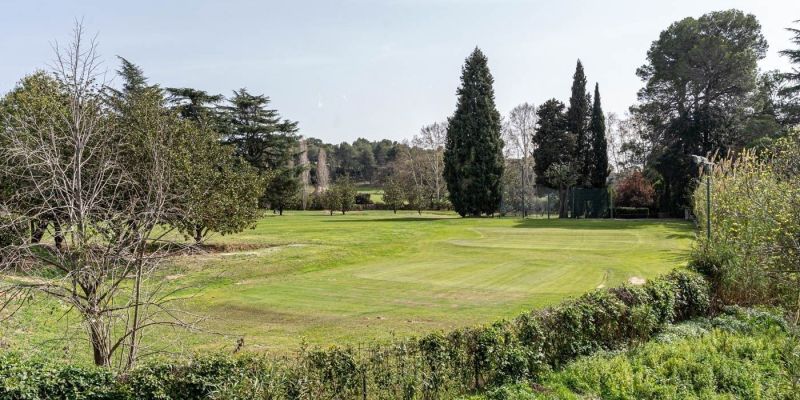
[506,309,793,400]
[0,353,121,400]
[612,207,649,218]
[0,214,26,248]
[354,193,373,205]
[613,170,655,208]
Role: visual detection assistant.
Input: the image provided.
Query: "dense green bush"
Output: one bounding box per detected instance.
[612,207,649,218]
[0,352,121,400]
[466,307,796,400]
[0,214,26,248]
[354,193,373,205]
[0,270,710,399]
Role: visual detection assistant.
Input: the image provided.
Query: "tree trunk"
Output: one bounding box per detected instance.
[279,207,283,216]
[521,164,527,218]
[126,260,143,370]
[194,225,203,245]
[88,312,110,367]
[31,220,48,243]
[53,221,64,250]
[558,187,568,218]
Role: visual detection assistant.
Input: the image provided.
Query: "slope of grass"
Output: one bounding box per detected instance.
[1,211,693,360]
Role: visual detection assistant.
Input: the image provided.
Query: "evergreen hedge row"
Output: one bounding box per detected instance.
[0,270,710,400]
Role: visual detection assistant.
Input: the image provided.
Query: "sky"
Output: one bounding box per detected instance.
[1,0,799,143]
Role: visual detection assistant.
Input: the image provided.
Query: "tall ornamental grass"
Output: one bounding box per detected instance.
[692,131,800,316]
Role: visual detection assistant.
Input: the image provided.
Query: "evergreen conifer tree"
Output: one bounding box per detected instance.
[589,83,609,188]
[533,99,572,185]
[220,89,301,209]
[444,48,504,216]
[566,60,591,186]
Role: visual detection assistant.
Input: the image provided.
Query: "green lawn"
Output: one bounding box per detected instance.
[356,185,384,203]
[1,211,694,359]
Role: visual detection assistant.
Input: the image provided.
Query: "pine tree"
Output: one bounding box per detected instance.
[566,59,591,186]
[166,87,223,127]
[780,21,800,95]
[589,83,609,188]
[444,47,504,217]
[220,89,300,209]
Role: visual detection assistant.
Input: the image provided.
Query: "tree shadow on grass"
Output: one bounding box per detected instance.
[511,218,694,232]
[321,217,454,223]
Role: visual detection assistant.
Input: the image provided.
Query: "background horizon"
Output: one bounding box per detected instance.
[2,0,798,143]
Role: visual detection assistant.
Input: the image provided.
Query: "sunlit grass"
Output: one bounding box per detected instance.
[1,211,694,362]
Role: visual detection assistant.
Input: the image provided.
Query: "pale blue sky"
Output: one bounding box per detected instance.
[1,0,798,142]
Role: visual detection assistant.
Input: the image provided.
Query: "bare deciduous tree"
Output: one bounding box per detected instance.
[606,112,653,173]
[298,138,310,209]
[0,23,199,370]
[315,147,330,194]
[503,103,537,217]
[412,122,446,202]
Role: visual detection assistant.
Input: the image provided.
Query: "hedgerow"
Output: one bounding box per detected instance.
[0,270,710,399]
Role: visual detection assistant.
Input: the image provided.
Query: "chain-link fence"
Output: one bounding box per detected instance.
[569,187,612,218]
[500,185,613,218]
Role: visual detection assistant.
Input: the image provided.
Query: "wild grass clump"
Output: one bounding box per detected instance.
[466,307,798,400]
[691,131,800,315]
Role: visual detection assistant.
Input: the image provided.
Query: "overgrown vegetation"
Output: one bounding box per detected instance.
[691,131,800,315]
[467,307,799,400]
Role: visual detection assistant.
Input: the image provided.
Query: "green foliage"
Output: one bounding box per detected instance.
[0,71,69,229]
[444,47,504,216]
[691,133,800,310]
[533,99,572,187]
[330,176,357,215]
[566,60,591,187]
[219,88,300,208]
[0,271,711,399]
[544,163,577,218]
[169,122,264,243]
[382,179,405,213]
[632,9,770,214]
[263,167,301,215]
[588,83,608,188]
[780,20,800,101]
[612,207,649,218]
[0,353,121,400]
[165,87,224,126]
[466,307,794,400]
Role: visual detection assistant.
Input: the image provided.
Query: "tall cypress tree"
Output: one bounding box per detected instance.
[566,59,591,186]
[589,83,609,188]
[444,47,504,217]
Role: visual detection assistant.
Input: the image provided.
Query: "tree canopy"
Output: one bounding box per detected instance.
[444,47,504,217]
[632,9,768,213]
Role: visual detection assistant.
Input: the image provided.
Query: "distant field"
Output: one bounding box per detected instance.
[2,211,694,361]
[356,185,384,203]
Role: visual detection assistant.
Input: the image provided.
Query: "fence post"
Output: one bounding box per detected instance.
[362,368,367,400]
